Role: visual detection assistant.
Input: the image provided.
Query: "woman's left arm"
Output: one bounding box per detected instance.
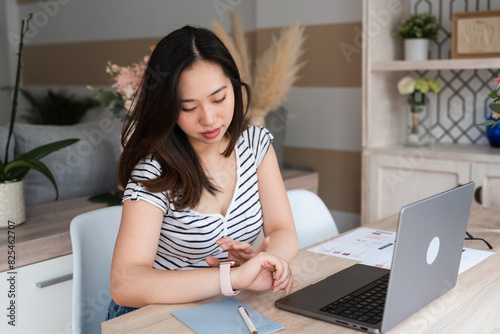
[257,144,298,262]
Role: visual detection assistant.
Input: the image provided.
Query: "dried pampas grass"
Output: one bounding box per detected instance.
[251,23,305,126]
[213,12,306,126]
[230,11,252,87]
[212,20,242,75]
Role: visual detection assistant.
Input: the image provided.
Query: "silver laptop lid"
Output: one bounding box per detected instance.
[381,182,474,333]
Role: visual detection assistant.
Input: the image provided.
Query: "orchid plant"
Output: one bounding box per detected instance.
[1,14,79,200]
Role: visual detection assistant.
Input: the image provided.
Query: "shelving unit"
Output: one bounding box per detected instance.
[372,58,500,72]
[361,0,500,224]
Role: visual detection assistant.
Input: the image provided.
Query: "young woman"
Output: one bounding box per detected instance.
[107,25,298,319]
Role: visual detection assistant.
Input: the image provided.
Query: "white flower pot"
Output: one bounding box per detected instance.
[404,38,429,61]
[0,180,26,227]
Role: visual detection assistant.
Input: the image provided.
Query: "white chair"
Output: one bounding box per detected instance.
[70,206,122,334]
[287,189,339,249]
[253,189,339,250]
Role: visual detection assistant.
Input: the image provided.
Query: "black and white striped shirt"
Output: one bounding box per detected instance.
[123,126,273,270]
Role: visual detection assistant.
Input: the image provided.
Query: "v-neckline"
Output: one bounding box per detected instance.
[188,144,241,219]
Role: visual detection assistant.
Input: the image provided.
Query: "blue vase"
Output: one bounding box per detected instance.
[486,115,500,147]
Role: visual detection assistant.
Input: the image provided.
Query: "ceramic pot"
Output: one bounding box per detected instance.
[404,38,429,61]
[486,115,500,147]
[0,180,26,227]
[265,106,287,169]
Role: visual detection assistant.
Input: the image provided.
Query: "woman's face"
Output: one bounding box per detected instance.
[177,61,235,150]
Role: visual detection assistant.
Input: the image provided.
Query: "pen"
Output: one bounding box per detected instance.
[238,306,258,334]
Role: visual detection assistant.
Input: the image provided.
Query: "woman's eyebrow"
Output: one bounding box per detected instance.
[179,86,227,103]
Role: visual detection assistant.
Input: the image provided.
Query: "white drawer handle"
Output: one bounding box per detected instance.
[36,273,73,288]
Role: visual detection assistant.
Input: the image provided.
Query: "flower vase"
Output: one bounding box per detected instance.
[486,115,500,147]
[405,92,427,146]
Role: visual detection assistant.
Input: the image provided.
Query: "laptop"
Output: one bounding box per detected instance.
[276,182,475,333]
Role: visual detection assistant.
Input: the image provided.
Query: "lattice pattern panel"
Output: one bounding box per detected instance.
[409,0,500,144]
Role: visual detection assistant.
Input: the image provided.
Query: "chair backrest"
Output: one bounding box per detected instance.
[70,205,122,334]
[287,189,339,249]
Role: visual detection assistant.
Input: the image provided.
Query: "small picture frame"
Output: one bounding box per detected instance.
[451,10,500,58]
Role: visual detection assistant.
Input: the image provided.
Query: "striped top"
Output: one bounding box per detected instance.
[123,126,273,270]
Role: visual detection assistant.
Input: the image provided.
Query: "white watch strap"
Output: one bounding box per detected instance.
[220,262,240,296]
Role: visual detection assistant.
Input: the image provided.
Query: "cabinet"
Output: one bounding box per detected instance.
[0,254,73,334]
[362,0,500,224]
[471,162,500,209]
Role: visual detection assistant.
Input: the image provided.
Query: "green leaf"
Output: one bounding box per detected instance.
[478,120,500,127]
[16,138,79,161]
[4,159,60,199]
[489,103,500,113]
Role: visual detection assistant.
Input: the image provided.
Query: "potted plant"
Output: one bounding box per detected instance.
[478,77,500,147]
[395,13,439,61]
[0,15,79,227]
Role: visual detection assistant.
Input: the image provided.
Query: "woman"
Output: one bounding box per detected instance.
[108,25,298,319]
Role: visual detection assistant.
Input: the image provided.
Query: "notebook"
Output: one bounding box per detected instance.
[172,298,284,334]
[275,182,475,333]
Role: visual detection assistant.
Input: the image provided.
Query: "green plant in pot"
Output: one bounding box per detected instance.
[0,14,79,227]
[395,13,439,61]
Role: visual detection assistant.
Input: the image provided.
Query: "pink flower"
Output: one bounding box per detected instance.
[494,77,500,84]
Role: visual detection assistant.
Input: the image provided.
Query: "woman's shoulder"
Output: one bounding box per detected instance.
[239,125,274,143]
[132,155,162,179]
[238,126,274,167]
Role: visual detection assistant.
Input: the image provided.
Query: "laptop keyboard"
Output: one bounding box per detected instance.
[319,274,389,325]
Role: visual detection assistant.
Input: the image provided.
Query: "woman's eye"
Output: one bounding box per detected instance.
[181,106,196,112]
[214,96,226,104]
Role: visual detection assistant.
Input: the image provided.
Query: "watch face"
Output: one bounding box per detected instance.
[219,260,240,267]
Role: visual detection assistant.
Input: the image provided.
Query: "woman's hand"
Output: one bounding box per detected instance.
[205,236,270,267]
[231,252,298,294]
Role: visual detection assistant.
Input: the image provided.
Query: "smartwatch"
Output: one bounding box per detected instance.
[219,260,240,296]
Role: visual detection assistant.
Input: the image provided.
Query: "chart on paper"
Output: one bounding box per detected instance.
[307,227,396,265]
[308,227,495,273]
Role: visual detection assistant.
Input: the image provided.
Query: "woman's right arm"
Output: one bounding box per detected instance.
[110,199,297,308]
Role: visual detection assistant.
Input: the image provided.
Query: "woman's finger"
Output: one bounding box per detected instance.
[205,256,221,267]
[256,236,270,253]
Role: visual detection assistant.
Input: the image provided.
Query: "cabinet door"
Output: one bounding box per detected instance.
[363,153,470,224]
[0,254,73,334]
[471,162,500,209]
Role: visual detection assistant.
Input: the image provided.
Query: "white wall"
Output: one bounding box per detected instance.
[16,0,256,45]
[256,0,362,28]
[256,0,363,153]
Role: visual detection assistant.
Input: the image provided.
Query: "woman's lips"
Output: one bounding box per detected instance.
[201,127,221,139]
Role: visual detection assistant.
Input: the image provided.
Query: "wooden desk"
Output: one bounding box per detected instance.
[101,206,500,333]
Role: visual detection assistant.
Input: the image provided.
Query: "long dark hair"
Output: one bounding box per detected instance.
[118,25,250,210]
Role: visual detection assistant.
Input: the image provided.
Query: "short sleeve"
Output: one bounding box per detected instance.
[246,126,274,168]
[122,158,169,213]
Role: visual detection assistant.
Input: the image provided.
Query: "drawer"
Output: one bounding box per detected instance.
[0,254,73,334]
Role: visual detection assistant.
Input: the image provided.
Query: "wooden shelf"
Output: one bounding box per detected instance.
[371,58,500,72]
[365,142,500,162]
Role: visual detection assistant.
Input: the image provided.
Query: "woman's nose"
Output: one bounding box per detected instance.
[199,106,217,126]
